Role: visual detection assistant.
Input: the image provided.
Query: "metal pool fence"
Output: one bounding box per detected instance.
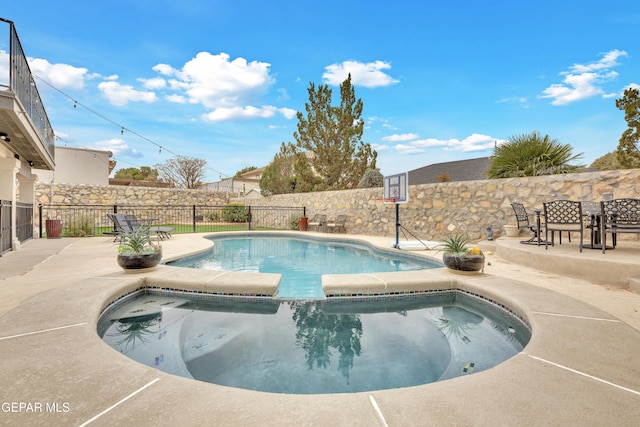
[38,204,307,238]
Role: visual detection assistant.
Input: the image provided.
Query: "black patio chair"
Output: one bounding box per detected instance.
[124,214,173,240]
[510,203,541,244]
[543,200,584,252]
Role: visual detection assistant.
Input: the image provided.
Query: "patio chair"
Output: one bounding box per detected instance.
[106,213,132,241]
[107,213,173,241]
[543,200,584,252]
[510,203,541,244]
[124,214,173,240]
[326,215,347,233]
[600,198,640,253]
[308,214,327,232]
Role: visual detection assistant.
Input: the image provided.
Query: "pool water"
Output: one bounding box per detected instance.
[99,293,530,394]
[168,236,441,299]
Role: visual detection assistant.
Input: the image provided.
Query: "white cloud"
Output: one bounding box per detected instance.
[154,52,274,109]
[323,60,399,87]
[166,94,187,103]
[371,143,391,152]
[203,106,295,122]
[395,144,425,154]
[393,133,503,154]
[27,57,88,90]
[140,77,167,90]
[383,133,420,142]
[540,49,627,105]
[97,81,158,107]
[90,138,142,158]
[279,108,297,119]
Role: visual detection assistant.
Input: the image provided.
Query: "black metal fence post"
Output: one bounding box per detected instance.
[38,204,43,238]
[192,205,197,233]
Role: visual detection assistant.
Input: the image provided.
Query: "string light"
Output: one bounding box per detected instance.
[34,74,230,179]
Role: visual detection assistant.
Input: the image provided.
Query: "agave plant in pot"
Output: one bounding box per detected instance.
[438,233,485,274]
[117,227,162,273]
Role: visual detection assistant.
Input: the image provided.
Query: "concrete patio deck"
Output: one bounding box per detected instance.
[1,232,639,426]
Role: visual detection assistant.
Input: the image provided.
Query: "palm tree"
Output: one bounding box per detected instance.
[485,131,584,178]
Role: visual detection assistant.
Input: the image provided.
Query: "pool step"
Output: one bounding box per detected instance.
[629,277,640,294]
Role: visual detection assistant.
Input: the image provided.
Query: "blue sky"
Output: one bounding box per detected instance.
[2,1,639,182]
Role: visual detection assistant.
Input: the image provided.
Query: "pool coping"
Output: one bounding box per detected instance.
[1,233,640,425]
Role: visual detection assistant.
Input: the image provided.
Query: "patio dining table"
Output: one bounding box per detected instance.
[582,204,613,250]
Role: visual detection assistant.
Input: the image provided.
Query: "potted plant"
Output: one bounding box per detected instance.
[116,227,162,273]
[503,224,521,237]
[438,233,485,274]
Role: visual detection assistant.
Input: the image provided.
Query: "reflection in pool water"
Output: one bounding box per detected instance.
[99,293,530,394]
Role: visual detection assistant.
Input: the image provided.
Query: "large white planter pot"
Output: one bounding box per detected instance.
[504,225,521,237]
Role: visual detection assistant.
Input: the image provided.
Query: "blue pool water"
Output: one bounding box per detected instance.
[168,235,441,299]
[99,292,530,394]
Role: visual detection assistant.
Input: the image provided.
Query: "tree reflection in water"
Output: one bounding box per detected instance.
[436,306,483,343]
[290,301,363,384]
[107,312,162,352]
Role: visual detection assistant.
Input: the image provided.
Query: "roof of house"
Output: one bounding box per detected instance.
[408,157,492,185]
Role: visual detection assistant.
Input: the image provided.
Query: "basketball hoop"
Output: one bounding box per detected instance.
[383,173,408,204]
[383,172,409,248]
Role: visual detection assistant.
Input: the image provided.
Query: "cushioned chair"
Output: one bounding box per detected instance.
[543,200,583,252]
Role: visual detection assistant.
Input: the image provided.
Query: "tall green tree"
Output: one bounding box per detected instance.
[261,75,377,195]
[615,87,640,168]
[357,169,384,188]
[260,143,298,196]
[293,75,377,191]
[590,152,623,170]
[485,131,583,178]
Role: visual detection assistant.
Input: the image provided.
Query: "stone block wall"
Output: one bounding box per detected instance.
[34,169,640,241]
[247,169,640,241]
[36,183,230,208]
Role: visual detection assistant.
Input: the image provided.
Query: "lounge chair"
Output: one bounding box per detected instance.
[308,214,327,232]
[124,214,173,240]
[326,215,347,233]
[107,213,173,241]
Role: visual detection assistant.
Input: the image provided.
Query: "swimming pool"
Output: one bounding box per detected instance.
[167,234,442,299]
[98,290,530,394]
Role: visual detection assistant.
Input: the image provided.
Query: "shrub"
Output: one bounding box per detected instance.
[289,215,300,230]
[66,213,93,237]
[221,204,249,223]
[204,210,221,222]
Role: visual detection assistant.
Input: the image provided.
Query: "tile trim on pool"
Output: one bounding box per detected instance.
[98,282,531,333]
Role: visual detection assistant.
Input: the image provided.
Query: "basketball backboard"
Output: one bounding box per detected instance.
[383,172,408,204]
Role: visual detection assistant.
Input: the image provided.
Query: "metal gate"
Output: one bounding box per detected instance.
[0,200,11,255]
[16,201,33,243]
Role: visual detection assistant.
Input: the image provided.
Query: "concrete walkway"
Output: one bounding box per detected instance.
[1,233,640,426]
